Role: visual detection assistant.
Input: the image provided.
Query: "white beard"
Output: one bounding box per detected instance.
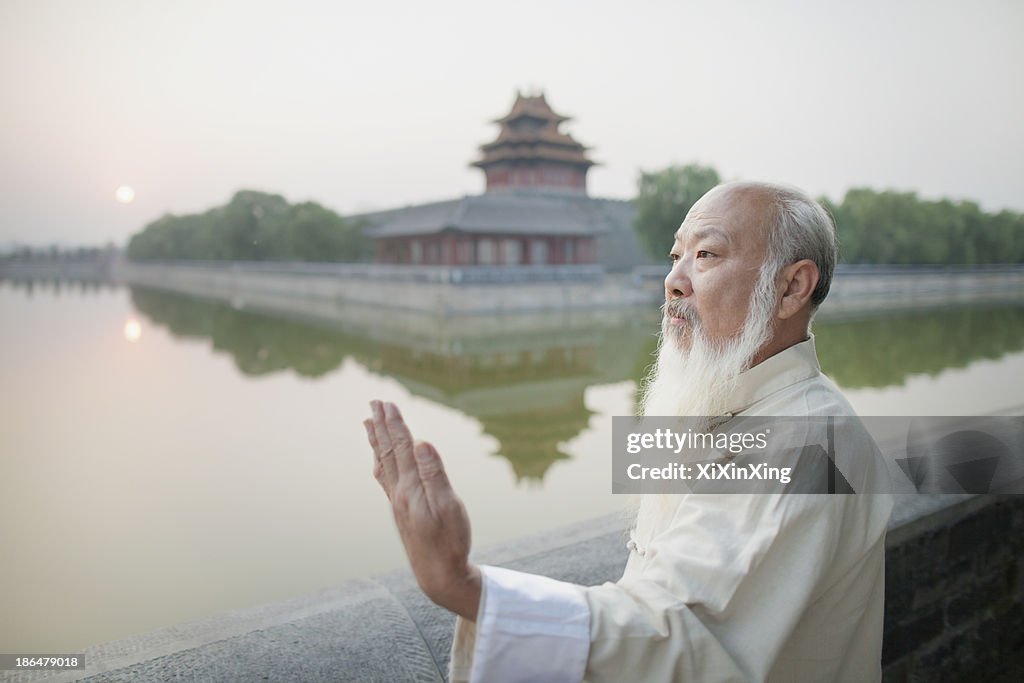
[630,267,778,545]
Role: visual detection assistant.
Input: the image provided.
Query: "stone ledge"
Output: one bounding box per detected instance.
[7,498,1022,682]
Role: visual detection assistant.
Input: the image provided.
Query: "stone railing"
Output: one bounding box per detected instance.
[117,260,606,285]
[37,494,1023,683]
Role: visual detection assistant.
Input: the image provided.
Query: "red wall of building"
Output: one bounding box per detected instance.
[484,163,587,193]
[375,234,596,266]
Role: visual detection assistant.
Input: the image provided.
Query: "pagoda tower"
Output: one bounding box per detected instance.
[472,91,596,195]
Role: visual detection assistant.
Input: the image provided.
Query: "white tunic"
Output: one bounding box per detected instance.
[449,336,894,682]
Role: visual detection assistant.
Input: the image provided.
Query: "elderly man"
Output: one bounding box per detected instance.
[364,181,893,682]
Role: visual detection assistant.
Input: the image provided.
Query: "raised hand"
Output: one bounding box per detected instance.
[364,400,481,621]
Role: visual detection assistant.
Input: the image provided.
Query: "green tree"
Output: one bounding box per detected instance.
[219,191,290,260]
[829,188,1024,265]
[281,202,364,262]
[126,190,369,262]
[633,164,720,260]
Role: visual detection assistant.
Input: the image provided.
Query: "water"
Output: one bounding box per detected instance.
[2,280,1022,652]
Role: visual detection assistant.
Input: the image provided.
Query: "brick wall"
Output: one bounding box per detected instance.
[883,495,1024,681]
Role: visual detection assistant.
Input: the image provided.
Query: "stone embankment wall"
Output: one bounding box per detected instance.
[25,494,1023,683]
[105,261,1024,318]
[4,260,1023,317]
[636,263,1024,317]
[882,494,1024,681]
[114,261,656,315]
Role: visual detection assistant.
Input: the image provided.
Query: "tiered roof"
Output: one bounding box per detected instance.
[357,192,627,238]
[472,92,596,174]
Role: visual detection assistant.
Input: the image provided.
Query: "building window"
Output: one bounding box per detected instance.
[530,239,548,265]
[427,242,440,264]
[457,240,474,264]
[478,239,496,265]
[410,240,423,264]
[564,239,575,263]
[501,239,521,265]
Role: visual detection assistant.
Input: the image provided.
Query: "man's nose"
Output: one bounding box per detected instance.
[664,261,693,299]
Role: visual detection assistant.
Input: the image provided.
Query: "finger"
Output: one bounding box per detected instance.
[383,402,418,485]
[363,417,382,466]
[414,441,455,513]
[363,418,385,482]
[364,419,391,498]
[369,401,399,489]
[373,461,391,501]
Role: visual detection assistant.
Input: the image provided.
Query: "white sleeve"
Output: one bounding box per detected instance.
[447,564,590,683]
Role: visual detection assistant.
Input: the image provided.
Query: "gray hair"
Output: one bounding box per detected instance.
[763,183,838,310]
[716,181,838,312]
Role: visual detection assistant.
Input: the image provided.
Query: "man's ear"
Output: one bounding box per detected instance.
[777,259,819,320]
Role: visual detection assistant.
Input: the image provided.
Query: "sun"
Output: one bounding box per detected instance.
[115,185,135,204]
[123,318,142,342]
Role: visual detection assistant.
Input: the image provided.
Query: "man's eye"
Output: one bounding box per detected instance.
[669,253,680,263]
[696,250,714,259]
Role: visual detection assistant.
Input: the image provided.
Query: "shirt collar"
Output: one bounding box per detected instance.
[723,334,821,416]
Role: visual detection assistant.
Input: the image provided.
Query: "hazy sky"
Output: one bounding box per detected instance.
[1,0,1022,246]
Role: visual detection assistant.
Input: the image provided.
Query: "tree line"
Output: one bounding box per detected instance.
[125,190,370,262]
[633,164,1024,265]
[1,244,118,263]
[119,172,1024,265]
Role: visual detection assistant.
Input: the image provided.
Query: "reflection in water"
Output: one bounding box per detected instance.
[374,343,601,481]
[815,304,1024,389]
[128,286,1024,481]
[130,288,353,377]
[0,276,118,298]
[483,399,590,481]
[129,287,655,481]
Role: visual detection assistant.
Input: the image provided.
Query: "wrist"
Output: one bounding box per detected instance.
[436,563,482,621]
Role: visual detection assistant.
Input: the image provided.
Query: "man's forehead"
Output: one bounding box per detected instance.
[672,224,732,244]
[673,202,742,243]
[673,188,773,244]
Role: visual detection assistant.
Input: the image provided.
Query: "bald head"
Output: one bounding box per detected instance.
[686,182,778,237]
[665,180,836,365]
[690,181,838,311]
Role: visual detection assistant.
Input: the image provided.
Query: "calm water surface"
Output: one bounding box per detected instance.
[2,280,1023,651]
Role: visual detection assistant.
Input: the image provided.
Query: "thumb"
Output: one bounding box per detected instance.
[414,441,453,505]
